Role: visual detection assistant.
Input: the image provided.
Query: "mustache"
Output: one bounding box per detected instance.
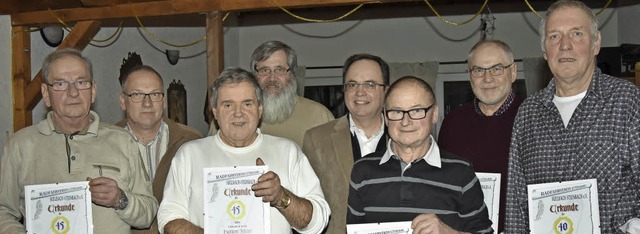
[263,81,282,88]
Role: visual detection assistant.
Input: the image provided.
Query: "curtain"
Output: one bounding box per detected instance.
[523,57,553,97]
[389,61,439,88]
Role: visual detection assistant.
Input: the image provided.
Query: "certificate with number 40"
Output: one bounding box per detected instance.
[203,166,270,234]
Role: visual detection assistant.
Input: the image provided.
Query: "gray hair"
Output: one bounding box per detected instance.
[467,39,514,64]
[42,48,93,83]
[249,41,298,78]
[209,67,263,108]
[539,0,599,52]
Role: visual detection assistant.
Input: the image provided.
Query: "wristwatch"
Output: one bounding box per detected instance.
[274,191,291,209]
[117,189,129,210]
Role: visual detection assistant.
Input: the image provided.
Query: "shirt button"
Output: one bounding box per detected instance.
[71,156,77,160]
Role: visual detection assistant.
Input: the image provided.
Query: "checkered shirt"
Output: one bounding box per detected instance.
[505,68,640,233]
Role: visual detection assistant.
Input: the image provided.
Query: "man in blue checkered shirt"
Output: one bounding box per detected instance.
[505,0,640,233]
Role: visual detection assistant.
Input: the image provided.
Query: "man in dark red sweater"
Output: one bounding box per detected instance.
[438,39,524,233]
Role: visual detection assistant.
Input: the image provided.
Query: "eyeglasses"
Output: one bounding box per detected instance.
[344,81,385,91]
[124,92,164,103]
[256,67,290,76]
[385,105,434,121]
[46,80,93,91]
[469,63,514,77]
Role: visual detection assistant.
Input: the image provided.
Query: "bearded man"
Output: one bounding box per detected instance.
[209,41,333,146]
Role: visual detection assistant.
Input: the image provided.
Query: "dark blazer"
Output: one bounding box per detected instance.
[117,118,202,234]
[302,115,354,234]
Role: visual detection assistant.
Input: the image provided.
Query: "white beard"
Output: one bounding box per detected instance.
[261,78,298,124]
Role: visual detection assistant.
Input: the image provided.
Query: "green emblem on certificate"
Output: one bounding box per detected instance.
[553,216,574,234]
[227,200,247,220]
[50,216,70,234]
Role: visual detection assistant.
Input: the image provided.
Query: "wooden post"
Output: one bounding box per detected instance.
[11,26,32,132]
[204,11,224,124]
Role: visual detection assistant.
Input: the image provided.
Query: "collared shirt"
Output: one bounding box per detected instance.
[51,114,94,135]
[126,121,169,180]
[349,114,385,157]
[505,68,640,233]
[348,135,493,233]
[474,88,516,116]
[379,135,441,170]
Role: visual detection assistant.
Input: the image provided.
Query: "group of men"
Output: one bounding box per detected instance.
[0,0,638,233]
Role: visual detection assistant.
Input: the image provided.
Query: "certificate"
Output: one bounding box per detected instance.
[347,221,412,234]
[25,181,93,234]
[203,166,270,234]
[476,172,500,233]
[527,179,600,234]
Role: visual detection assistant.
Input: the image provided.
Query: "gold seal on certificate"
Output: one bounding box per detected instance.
[527,179,600,234]
[203,166,270,234]
[25,181,93,234]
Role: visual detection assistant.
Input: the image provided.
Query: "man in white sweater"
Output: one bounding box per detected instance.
[158,67,330,234]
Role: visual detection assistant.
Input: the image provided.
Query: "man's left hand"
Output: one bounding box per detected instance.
[88,177,122,209]
[251,158,285,207]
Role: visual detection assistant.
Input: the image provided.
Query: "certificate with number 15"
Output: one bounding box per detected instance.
[203,166,270,234]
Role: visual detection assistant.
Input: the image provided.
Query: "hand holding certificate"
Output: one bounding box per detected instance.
[87,177,123,209]
[251,158,289,209]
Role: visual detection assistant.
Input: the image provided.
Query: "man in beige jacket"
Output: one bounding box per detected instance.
[303,54,389,233]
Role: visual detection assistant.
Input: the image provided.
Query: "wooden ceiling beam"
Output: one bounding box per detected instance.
[10,0,405,26]
[11,0,220,26]
[80,0,130,7]
[80,0,157,8]
[218,0,384,11]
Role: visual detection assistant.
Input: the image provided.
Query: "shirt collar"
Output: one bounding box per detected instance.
[42,110,99,136]
[125,120,167,145]
[214,128,263,151]
[379,135,441,168]
[348,113,385,137]
[542,67,604,108]
[474,88,516,116]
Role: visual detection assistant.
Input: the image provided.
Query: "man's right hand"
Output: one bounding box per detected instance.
[252,157,286,207]
[411,214,468,234]
[164,219,204,234]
